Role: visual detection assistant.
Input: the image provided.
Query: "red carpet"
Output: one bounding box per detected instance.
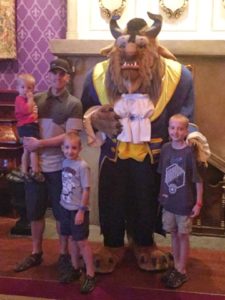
[0,277,225,300]
[1,218,225,299]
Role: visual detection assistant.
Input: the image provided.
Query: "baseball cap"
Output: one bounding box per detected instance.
[49,58,71,74]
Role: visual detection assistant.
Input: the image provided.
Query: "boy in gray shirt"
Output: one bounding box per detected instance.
[60,132,96,294]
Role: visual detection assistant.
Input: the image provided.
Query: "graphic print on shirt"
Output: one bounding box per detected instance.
[61,167,77,203]
[165,163,185,194]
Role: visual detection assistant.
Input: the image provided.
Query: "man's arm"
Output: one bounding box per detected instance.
[23,129,79,152]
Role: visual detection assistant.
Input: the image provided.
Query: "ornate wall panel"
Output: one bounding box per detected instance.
[75,0,225,40]
[212,0,225,30]
[156,0,197,32]
[0,0,66,91]
[0,0,16,59]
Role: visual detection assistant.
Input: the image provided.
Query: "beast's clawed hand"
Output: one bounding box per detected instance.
[91,104,122,138]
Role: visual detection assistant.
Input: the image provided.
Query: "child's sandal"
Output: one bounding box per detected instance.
[14,252,43,272]
[22,173,32,182]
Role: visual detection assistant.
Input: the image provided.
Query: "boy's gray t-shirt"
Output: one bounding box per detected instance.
[158,142,201,216]
[60,158,91,211]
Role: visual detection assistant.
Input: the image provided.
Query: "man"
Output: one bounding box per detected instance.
[14,58,83,283]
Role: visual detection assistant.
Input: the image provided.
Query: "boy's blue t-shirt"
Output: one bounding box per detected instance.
[158,142,201,216]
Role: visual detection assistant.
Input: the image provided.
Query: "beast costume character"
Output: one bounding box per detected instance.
[81,12,210,273]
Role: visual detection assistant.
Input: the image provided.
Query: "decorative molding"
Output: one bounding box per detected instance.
[71,0,225,39]
[159,0,188,19]
[212,0,225,31]
[67,0,77,39]
[223,0,225,9]
[99,0,126,20]
[49,39,225,56]
[158,0,197,32]
[88,0,132,34]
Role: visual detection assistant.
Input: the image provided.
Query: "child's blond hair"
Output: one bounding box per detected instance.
[63,131,81,147]
[169,114,189,128]
[17,73,36,87]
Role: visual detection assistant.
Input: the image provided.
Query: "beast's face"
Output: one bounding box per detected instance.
[105,13,164,103]
[115,34,158,88]
[106,32,162,102]
[117,35,153,77]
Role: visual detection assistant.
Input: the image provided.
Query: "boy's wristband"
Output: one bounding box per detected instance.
[196,202,203,208]
[78,205,88,212]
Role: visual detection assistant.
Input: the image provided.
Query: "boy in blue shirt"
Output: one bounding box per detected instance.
[158,114,203,288]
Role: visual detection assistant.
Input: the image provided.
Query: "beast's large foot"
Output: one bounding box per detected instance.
[133,245,174,271]
[93,246,126,274]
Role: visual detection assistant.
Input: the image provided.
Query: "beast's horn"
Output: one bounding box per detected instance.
[110,18,123,39]
[145,12,163,38]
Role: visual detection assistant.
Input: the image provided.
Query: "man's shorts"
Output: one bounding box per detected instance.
[60,206,89,241]
[25,171,62,221]
[162,209,192,234]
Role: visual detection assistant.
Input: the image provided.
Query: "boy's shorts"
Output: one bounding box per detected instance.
[25,171,62,221]
[162,209,192,234]
[60,206,89,241]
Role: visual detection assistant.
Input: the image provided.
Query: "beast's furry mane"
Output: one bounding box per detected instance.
[104,40,164,104]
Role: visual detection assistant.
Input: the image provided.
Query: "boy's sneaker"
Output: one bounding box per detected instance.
[161,267,176,283]
[58,254,78,284]
[166,270,188,288]
[58,254,71,272]
[60,267,82,284]
[80,275,96,294]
